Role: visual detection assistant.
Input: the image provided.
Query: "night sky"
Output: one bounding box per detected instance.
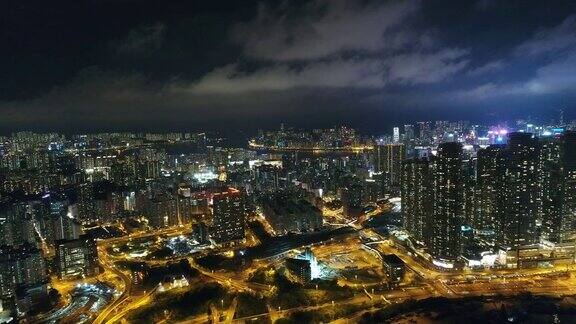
[1,0,576,134]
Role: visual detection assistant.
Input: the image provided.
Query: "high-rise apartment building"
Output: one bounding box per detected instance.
[0,201,36,247]
[211,188,245,243]
[429,142,464,263]
[540,131,576,244]
[376,144,405,190]
[401,158,433,243]
[0,245,47,299]
[404,124,415,142]
[462,156,477,226]
[417,122,432,145]
[393,127,400,143]
[498,133,539,248]
[474,145,507,231]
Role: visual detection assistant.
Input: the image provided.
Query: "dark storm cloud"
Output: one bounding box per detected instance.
[514,15,576,57]
[0,70,158,124]
[1,0,575,133]
[0,68,371,132]
[453,15,576,100]
[189,0,470,94]
[231,0,421,61]
[187,48,469,94]
[115,23,166,56]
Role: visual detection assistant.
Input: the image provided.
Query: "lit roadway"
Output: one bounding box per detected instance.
[100,224,191,245]
[363,228,576,301]
[91,223,576,322]
[183,228,576,322]
[364,228,573,281]
[93,224,274,323]
[92,225,191,324]
[106,286,158,323]
[226,260,576,323]
[204,232,576,322]
[92,245,132,324]
[190,258,275,295]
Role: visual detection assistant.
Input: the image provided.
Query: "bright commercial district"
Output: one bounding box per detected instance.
[1,123,575,323]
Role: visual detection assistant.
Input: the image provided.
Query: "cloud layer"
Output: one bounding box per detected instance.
[232,0,421,61]
[456,14,576,100]
[115,23,166,55]
[188,0,470,95]
[187,47,469,94]
[1,0,575,132]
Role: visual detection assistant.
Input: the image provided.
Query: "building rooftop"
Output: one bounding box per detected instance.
[382,254,403,265]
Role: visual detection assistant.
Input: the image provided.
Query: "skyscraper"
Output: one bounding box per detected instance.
[0,201,36,248]
[538,136,562,243]
[560,131,576,242]
[540,131,576,244]
[376,143,405,191]
[498,133,539,248]
[52,211,82,241]
[429,142,464,264]
[176,190,192,225]
[77,183,95,223]
[403,124,416,158]
[401,158,433,243]
[211,188,246,243]
[393,127,400,143]
[417,122,432,145]
[474,145,507,231]
[462,156,477,226]
[0,245,47,299]
[404,124,415,142]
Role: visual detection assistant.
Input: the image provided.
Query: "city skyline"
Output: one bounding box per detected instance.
[1,113,573,137]
[1,121,576,322]
[3,1,576,323]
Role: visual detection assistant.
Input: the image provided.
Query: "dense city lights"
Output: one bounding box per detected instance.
[1,0,576,322]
